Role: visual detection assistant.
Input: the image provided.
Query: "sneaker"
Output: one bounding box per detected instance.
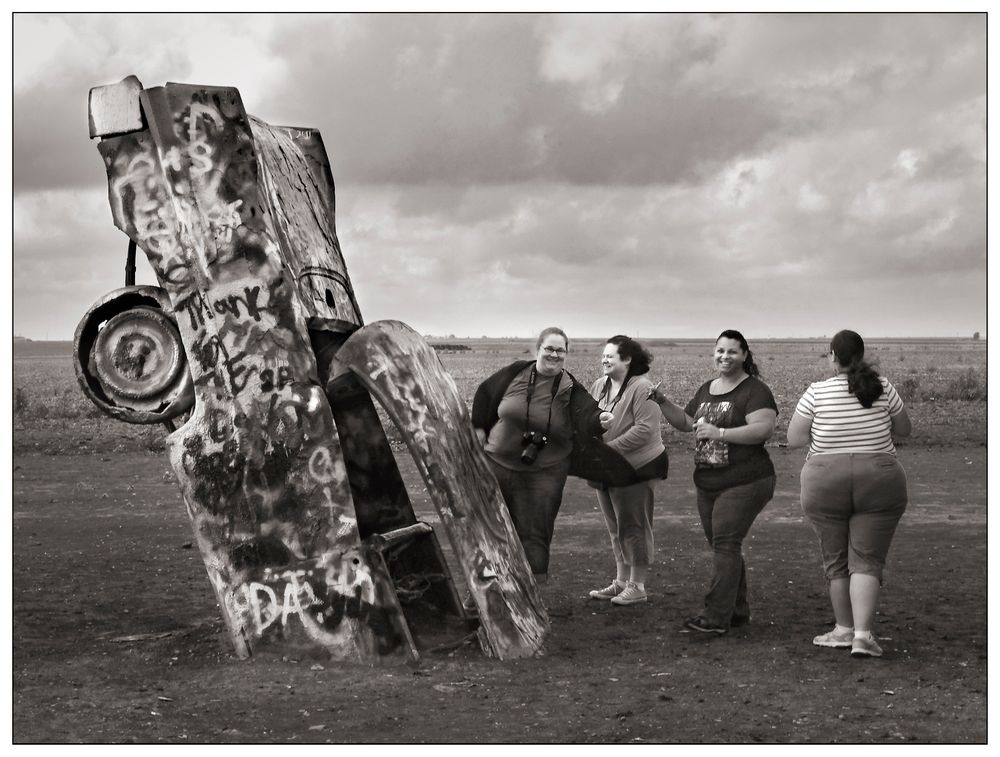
[813,627,854,648]
[684,615,727,634]
[851,634,883,658]
[589,580,625,600]
[730,614,751,628]
[610,582,648,605]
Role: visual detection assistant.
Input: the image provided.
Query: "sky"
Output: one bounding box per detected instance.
[11,12,988,340]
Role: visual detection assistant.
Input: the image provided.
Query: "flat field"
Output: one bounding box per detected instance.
[12,338,987,743]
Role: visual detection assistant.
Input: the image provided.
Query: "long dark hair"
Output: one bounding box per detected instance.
[830,329,883,408]
[717,329,760,377]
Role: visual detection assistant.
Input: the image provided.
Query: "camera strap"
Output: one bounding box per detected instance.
[599,375,631,414]
[524,365,563,440]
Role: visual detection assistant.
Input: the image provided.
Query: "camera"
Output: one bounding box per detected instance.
[520,430,548,465]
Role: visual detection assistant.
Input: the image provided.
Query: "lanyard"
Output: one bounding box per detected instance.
[524,365,563,437]
[599,375,631,414]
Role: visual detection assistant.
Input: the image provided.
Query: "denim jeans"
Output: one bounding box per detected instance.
[488,457,571,576]
[696,475,775,626]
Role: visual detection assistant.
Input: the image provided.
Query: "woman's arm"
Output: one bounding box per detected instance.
[696,408,777,445]
[607,385,663,453]
[891,406,912,438]
[785,410,813,448]
[648,383,693,432]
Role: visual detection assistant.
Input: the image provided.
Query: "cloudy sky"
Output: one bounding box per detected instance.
[12,12,987,340]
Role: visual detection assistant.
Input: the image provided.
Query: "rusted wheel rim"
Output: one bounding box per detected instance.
[92,306,185,402]
[75,285,194,424]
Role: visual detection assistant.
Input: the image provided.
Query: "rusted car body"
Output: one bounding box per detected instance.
[76,76,547,661]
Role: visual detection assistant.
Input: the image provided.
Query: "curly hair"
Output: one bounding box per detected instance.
[605,334,653,377]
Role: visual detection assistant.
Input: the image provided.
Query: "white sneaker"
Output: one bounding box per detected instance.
[589,580,625,600]
[813,626,854,648]
[610,582,647,605]
[851,634,883,658]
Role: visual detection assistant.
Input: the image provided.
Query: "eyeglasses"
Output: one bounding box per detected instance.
[541,346,567,355]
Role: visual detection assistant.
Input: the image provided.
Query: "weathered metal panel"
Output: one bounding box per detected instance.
[313,333,473,644]
[88,75,144,138]
[250,120,362,331]
[338,320,549,659]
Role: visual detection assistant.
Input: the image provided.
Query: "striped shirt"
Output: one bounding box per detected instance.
[794,374,905,455]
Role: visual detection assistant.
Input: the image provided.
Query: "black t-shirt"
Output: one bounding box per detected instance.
[684,375,778,492]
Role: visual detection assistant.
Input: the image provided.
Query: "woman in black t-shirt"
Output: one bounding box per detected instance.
[649,330,778,635]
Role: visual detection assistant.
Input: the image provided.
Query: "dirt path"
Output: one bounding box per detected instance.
[13,445,986,743]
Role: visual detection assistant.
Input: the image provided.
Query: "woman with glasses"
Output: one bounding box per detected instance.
[786,330,911,658]
[588,335,668,606]
[648,330,777,633]
[472,327,615,582]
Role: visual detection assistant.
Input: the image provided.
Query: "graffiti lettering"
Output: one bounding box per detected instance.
[221,349,253,395]
[180,285,271,332]
[211,285,265,322]
[187,102,225,144]
[259,365,292,393]
[189,137,215,178]
[308,448,337,484]
[227,567,398,653]
[207,199,244,245]
[208,408,231,443]
[179,291,214,331]
[105,144,194,285]
[189,334,256,395]
[235,572,322,635]
[257,387,324,442]
[180,435,244,517]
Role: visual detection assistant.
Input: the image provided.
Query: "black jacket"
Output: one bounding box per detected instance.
[471,360,638,486]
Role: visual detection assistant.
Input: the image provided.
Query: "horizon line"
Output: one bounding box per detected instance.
[13,334,987,343]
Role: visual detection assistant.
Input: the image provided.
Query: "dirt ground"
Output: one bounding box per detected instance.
[12,433,986,744]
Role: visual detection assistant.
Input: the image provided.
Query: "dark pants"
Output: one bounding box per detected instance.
[488,457,571,576]
[696,475,775,627]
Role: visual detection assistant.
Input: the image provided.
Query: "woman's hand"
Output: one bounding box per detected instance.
[646,381,665,405]
[599,411,614,430]
[649,383,693,432]
[694,420,724,441]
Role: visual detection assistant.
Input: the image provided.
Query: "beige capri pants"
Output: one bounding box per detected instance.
[800,452,908,582]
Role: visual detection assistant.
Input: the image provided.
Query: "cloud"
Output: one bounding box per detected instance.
[262,14,786,187]
[12,13,293,193]
[11,13,987,340]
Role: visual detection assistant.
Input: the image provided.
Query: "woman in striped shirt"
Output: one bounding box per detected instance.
[787,330,912,658]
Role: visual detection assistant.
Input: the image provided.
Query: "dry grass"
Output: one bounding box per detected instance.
[13,338,987,454]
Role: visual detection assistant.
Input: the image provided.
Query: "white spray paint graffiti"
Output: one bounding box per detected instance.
[226,559,376,643]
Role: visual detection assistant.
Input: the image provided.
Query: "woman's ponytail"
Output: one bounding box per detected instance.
[831,330,883,408]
